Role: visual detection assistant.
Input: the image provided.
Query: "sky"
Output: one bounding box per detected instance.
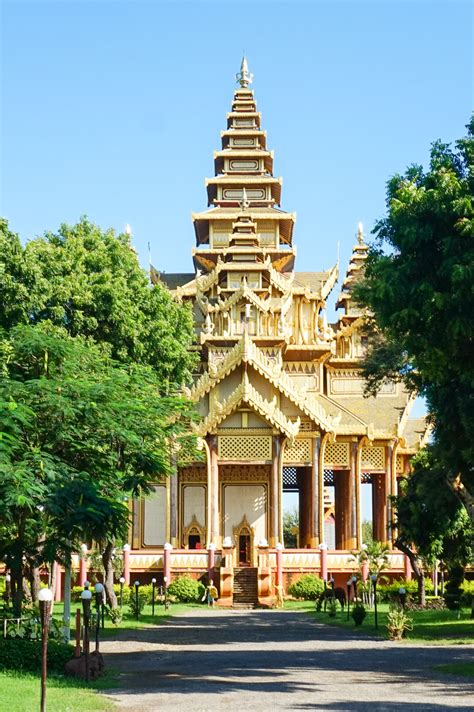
[1,0,470,518]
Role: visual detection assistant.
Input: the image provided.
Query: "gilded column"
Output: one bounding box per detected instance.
[206,435,220,546]
[270,435,281,547]
[348,440,358,550]
[310,435,321,547]
[169,451,178,548]
[318,434,331,545]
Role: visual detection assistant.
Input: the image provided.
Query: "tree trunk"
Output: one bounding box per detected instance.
[395,538,426,606]
[30,567,41,603]
[11,560,23,617]
[102,541,118,609]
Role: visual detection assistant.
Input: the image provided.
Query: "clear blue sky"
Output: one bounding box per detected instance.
[1,0,471,288]
[2,0,468,518]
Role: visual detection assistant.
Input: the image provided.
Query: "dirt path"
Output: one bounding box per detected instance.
[100,607,473,711]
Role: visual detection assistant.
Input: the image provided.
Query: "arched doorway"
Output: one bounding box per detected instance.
[233,515,254,566]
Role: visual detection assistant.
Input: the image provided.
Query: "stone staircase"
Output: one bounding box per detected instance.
[233,567,258,608]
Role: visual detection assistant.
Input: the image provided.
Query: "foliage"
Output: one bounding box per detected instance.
[0,324,193,614]
[0,216,196,391]
[327,600,337,617]
[288,574,325,601]
[4,611,64,641]
[351,603,367,626]
[167,575,205,603]
[283,508,299,548]
[0,639,74,673]
[361,520,373,545]
[377,578,434,602]
[386,604,413,640]
[354,118,474,531]
[351,541,390,577]
[128,588,149,617]
[107,607,123,626]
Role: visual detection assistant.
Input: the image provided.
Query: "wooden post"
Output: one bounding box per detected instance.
[74,609,81,657]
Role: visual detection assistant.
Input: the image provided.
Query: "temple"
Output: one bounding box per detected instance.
[121,59,428,603]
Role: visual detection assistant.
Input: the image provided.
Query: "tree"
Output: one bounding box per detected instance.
[355,117,474,523]
[0,324,193,614]
[1,216,196,392]
[0,217,197,610]
[283,508,299,548]
[393,450,472,606]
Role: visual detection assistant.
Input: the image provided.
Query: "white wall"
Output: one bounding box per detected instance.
[143,485,167,546]
[223,484,267,542]
[183,485,206,528]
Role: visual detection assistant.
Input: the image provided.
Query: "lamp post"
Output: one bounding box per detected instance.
[119,577,125,608]
[371,574,378,629]
[398,586,407,609]
[151,578,157,617]
[351,575,358,603]
[134,580,140,621]
[94,583,104,652]
[329,576,335,601]
[38,587,53,712]
[5,572,11,607]
[80,589,92,682]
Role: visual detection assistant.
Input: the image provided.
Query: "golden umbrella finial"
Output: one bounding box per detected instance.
[236,56,253,87]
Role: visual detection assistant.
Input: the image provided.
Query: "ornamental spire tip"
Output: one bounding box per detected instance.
[236,56,253,87]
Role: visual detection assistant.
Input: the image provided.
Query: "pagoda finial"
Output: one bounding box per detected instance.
[357,222,365,244]
[236,56,253,88]
[240,186,250,211]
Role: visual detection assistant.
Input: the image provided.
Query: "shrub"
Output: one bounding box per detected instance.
[351,603,367,626]
[386,604,413,640]
[167,575,205,603]
[4,611,64,642]
[128,588,149,617]
[377,578,433,602]
[0,639,74,673]
[288,574,325,601]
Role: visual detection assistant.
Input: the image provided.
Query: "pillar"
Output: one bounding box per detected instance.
[132,497,140,549]
[372,473,388,544]
[163,542,172,586]
[297,468,311,548]
[319,543,328,581]
[310,436,320,547]
[276,544,283,589]
[207,435,220,547]
[386,443,394,547]
[318,435,330,545]
[404,554,412,581]
[334,467,356,550]
[123,543,130,585]
[79,544,88,586]
[270,436,281,547]
[54,562,62,602]
[169,469,178,548]
[208,543,216,580]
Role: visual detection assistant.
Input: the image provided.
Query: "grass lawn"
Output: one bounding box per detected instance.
[435,662,474,677]
[0,601,202,711]
[284,599,474,644]
[0,670,117,712]
[53,601,202,638]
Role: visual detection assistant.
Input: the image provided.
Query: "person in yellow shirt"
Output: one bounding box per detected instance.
[202,580,218,607]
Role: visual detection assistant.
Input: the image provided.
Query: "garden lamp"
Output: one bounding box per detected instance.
[94,583,104,651]
[134,580,140,621]
[38,587,53,712]
[151,578,157,616]
[80,589,92,682]
[119,576,125,608]
[371,574,378,629]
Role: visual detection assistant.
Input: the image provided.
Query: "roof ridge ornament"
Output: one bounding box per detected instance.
[357,222,365,245]
[236,56,253,88]
[239,186,250,211]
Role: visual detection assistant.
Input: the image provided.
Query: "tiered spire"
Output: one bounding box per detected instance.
[336,222,369,316]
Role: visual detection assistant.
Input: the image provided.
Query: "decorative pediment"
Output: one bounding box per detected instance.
[193,373,300,441]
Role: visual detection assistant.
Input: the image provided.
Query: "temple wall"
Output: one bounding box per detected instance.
[222,484,267,542]
[143,485,167,546]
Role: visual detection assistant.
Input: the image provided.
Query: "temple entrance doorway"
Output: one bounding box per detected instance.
[238,531,251,565]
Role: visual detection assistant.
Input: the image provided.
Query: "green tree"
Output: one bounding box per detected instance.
[283,508,299,548]
[2,216,196,391]
[355,117,474,521]
[0,217,197,610]
[0,325,192,614]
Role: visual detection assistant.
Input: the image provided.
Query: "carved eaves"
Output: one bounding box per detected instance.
[193,373,300,441]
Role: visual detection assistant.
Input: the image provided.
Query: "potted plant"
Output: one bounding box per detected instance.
[327,600,337,617]
[386,604,413,640]
[351,603,367,626]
